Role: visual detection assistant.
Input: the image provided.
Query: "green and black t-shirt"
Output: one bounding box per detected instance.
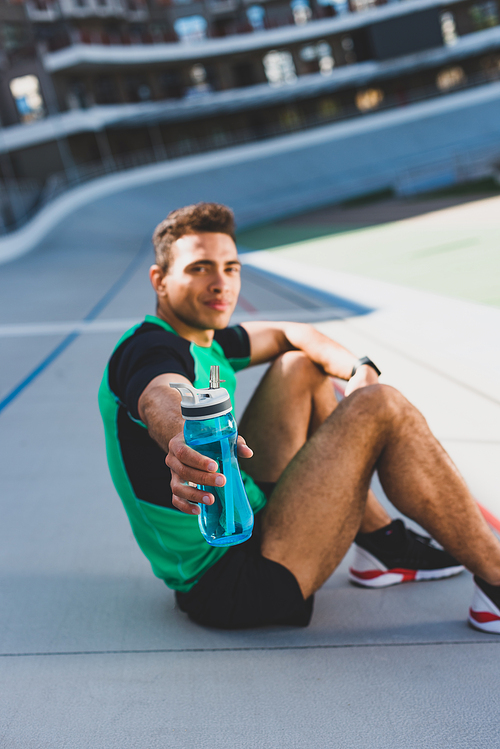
[98,315,267,592]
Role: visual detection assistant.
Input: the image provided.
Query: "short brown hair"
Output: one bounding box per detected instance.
[152,202,236,272]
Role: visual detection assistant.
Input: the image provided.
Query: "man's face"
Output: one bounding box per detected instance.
[157,232,241,331]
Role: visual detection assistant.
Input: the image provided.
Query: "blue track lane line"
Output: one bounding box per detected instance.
[0,239,149,416]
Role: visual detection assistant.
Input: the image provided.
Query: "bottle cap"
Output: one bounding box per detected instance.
[170,366,232,420]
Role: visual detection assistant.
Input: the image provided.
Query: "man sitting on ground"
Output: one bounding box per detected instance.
[99,202,500,632]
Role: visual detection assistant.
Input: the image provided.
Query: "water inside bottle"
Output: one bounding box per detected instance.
[189,432,252,545]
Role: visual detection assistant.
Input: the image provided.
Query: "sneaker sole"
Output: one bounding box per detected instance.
[468,584,500,634]
[349,546,465,588]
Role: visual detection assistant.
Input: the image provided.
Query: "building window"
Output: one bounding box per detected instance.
[186,64,212,96]
[66,81,88,109]
[232,61,257,87]
[480,53,500,79]
[318,96,341,119]
[263,50,297,86]
[94,75,119,104]
[341,36,357,64]
[9,75,45,123]
[246,5,265,30]
[469,1,499,29]
[279,106,302,130]
[291,0,311,25]
[174,15,207,42]
[317,0,349,15]
[1,23,31,52]
[30,0,56,10]
[300,41,334,75]
[158,70,183,98]
[350,0,377,12]
[436,66,467,91]
[440,12,458,45]
[355,88,384,112]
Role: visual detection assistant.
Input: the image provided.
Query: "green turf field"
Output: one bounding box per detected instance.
[237,193,500,308]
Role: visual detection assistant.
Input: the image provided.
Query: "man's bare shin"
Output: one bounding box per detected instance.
[359,491,392,534]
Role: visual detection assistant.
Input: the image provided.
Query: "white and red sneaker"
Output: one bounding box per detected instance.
[469,577,500,634]
[349,519,464,589]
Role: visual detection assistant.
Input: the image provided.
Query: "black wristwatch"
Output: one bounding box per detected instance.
[350,356,381,378]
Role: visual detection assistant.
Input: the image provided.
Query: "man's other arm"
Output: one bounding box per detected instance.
[241,320,376,389]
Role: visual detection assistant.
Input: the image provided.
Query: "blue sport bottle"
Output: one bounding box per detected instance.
[170,366,254,547]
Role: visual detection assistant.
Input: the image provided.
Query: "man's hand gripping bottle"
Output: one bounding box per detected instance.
[170,366,254,547]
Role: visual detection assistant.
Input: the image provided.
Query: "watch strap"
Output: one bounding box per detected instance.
[351,356,381,378]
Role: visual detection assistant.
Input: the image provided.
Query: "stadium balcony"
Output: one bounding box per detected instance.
[41,0,460,69]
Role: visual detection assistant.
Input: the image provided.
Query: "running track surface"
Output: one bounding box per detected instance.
[0,189,499,749]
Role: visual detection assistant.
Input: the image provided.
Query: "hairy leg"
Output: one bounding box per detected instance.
[260,385,500,598]
[239,351,391,528]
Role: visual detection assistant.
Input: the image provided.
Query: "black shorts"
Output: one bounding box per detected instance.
[175,484,314,629]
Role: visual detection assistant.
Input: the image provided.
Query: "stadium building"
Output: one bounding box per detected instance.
[1,0,500,232]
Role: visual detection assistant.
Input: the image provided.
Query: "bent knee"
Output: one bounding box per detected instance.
[272,350,325,382]
[276,350,311,369]
[346,383,412,423]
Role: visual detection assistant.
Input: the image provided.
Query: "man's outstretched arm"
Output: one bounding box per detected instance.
[138,373,187,452]
[138,372,252,516]
[241,320,378,393]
